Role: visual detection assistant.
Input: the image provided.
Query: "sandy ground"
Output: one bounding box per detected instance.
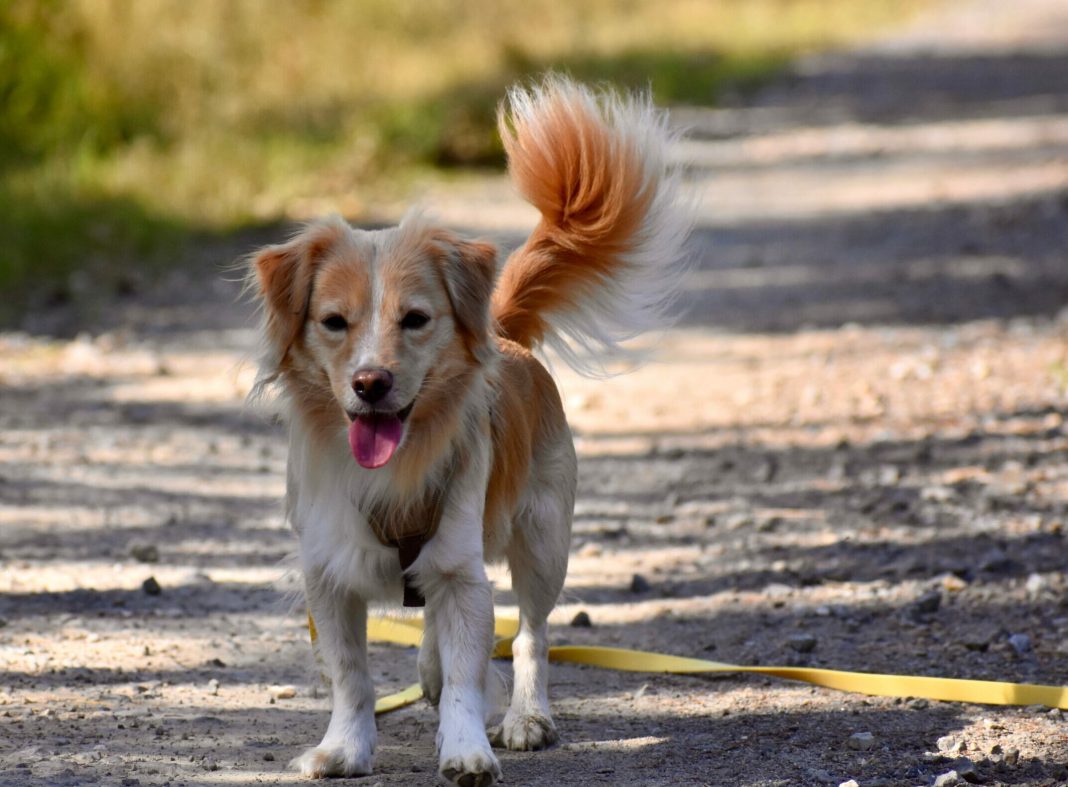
[3,1,1068,785]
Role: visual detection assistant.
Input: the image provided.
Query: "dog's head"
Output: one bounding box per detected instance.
[250,214,497,469]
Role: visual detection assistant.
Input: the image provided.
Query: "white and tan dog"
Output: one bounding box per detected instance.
[249,77,691,785]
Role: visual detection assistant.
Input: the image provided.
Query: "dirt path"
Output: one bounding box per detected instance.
[3,1,1068,785]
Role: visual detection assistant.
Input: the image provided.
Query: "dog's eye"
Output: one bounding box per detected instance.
[320,314,348,332]
[400,310,430,330]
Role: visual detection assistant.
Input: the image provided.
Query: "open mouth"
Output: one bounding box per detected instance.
[346,399,415,469]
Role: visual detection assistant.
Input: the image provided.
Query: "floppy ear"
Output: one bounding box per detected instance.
[251,218,346,363]
[432,230,499,365]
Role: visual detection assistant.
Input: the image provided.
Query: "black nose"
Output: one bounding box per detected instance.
[352,368,394,404]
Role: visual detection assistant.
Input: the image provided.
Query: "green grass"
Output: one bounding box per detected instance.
[0,0,930,324]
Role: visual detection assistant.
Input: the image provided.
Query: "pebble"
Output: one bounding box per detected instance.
[937,735,966,754]
[141,577,162,596]
[1003,747,1019,765]
[570,611,593,628]
[907,698,929,710]
[933,771,963,787]
[203,758,220,771]
[630,574,651,593]
[839,781,860,787]
[271,686,297,700]
[263,752,275,761]
[940,573,968,592]
[208,679,220,696]
[912,589,942,615]
[129,542,160,564]
[577,542,602,558]
[1007,633,1032,654]
[951,758,979,783]
[961,628,997,652]
[787,634,817,653]
[1024,573,1046,595]
[847,731,875,751]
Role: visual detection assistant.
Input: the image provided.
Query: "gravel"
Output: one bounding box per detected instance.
[2,1,1068,785]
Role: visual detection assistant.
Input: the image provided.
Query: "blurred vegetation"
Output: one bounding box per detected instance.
[0,0,927,322]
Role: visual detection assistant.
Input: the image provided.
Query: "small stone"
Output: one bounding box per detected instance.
[141,577,162,596]
[129,542,159,564]
[577,542,602,558]
[962,628,997,652]
[952,757,981,783]
[263,752,275,761]
[847,731,875,750]
[912,589,942,615]
[907,698,929,710]
[204,758,220,771]
[271,686,297,700]
[1007,633,1032,655]
[787,634,817,653]
[941,573,968,592]
[569,611,592,628]
[1025,573,1046,595]
[0,618,8,628]
[933,771,963,787]
[839,781,860,787]
[937,735,966,754]
[1003,747,1019,765]
[630,574,651,593]
[207,679,220,696]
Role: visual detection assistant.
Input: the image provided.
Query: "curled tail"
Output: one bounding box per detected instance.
[491,76,693,374]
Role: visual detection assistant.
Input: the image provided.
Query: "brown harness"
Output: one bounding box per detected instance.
[365,485,448,608]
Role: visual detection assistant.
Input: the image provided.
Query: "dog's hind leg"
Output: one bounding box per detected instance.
[290,569,376,778]
[417,611,442,706]
[494,482,573,751]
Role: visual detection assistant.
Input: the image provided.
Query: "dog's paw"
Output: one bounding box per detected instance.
[439,744,501,787]
[490,711,558,751]
[290,744,373,778]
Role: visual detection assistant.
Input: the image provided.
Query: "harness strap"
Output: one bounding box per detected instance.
[365,482,450,608]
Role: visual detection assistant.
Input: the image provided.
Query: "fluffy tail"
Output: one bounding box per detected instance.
[491,76,693,374]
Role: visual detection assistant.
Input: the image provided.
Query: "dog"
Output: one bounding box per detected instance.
[248,76,691,785]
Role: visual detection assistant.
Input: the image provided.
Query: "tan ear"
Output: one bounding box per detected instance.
[432,230,498,364]
[252,218,346,362]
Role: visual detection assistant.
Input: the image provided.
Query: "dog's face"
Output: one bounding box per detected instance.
[252,216,497,469]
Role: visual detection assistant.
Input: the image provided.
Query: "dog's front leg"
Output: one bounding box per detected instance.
[291,568,376,778]
[423,566,499,786]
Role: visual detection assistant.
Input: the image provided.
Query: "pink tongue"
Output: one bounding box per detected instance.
[349,414,404,469]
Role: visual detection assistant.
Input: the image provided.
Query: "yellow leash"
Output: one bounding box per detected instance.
[308,613,1068,714]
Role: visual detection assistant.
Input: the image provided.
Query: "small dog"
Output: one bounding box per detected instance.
[249,76,690,785]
